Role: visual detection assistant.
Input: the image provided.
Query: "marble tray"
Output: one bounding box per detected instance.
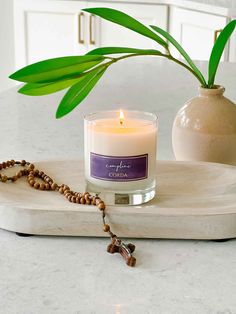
[0,160,236,239]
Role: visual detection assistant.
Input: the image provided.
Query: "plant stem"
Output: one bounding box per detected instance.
[113,52,164,62]
[82,51,206,87]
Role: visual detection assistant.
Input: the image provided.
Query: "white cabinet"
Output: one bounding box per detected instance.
[169,7,228,61]
[14,0,88,69]
[14,0,168,70]
[87,2,168,51]
[12,0,236,72]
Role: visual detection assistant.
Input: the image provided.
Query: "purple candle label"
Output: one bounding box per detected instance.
[90,153,148,182]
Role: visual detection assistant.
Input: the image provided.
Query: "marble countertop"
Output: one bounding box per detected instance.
[0,59,236,314]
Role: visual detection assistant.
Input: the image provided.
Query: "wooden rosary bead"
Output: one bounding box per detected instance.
[45,177,52,183]
[40,183,45,190]
[98,202,106,211]
[45,183,50,190]
[86,199,91,205]
[63,186,69,193]
[95,198,102,206]
[0,164,2,170]
[10,160,15,166]
[2,162,6,168]
[103,224,110,232]
[80,197,86,204]
[76,197,80,204]
[84,194,91,201]
[38,171,44,177]
[6,161,11,167]
[59,187,64,194]
[91,197,97,206]
[29,164,35,170]
[21,160,26,166]
[11,176,18,182]
[51,183,58,190]
[34,182,40,189]
[29,180,35,186]
[1,175,8,182]
[34,169,39,175]
[63,190,70,196]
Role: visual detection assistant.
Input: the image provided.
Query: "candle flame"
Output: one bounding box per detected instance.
[119,110,124,126]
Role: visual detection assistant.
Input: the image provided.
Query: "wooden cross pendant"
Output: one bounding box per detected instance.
[107,236,136,267]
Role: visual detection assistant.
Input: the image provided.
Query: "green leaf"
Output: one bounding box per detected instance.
[9,55,105,83]
[56,66,107,119]
[83,7,168,48]
[150,25,206,86]
[18,76,86,96]
[208,19,236,87]
[87,46,162,56]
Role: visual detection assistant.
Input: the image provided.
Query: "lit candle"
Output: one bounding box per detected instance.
[84,110,157,205]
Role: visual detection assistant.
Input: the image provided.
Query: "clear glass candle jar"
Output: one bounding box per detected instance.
[84,110,158,205]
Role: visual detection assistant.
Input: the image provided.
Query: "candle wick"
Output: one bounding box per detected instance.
[119,110,124,126]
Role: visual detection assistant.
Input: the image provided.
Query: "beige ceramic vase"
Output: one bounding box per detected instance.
[172,85,236,165]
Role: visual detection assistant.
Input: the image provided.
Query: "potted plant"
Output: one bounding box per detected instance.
[9,8,236,165]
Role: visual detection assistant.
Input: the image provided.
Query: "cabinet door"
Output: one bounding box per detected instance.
[169,7,227,61]
[14,0,87,69]
[86,3,168,52]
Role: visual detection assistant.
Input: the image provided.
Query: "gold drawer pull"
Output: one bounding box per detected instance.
[78,12,85,44]
[89,14,96,45]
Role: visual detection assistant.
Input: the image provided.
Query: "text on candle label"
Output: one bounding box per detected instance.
[90,153,148,182]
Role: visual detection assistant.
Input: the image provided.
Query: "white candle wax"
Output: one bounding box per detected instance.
[84,110,157,204]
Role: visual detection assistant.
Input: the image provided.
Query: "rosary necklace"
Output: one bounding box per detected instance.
[0,159,136,267]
